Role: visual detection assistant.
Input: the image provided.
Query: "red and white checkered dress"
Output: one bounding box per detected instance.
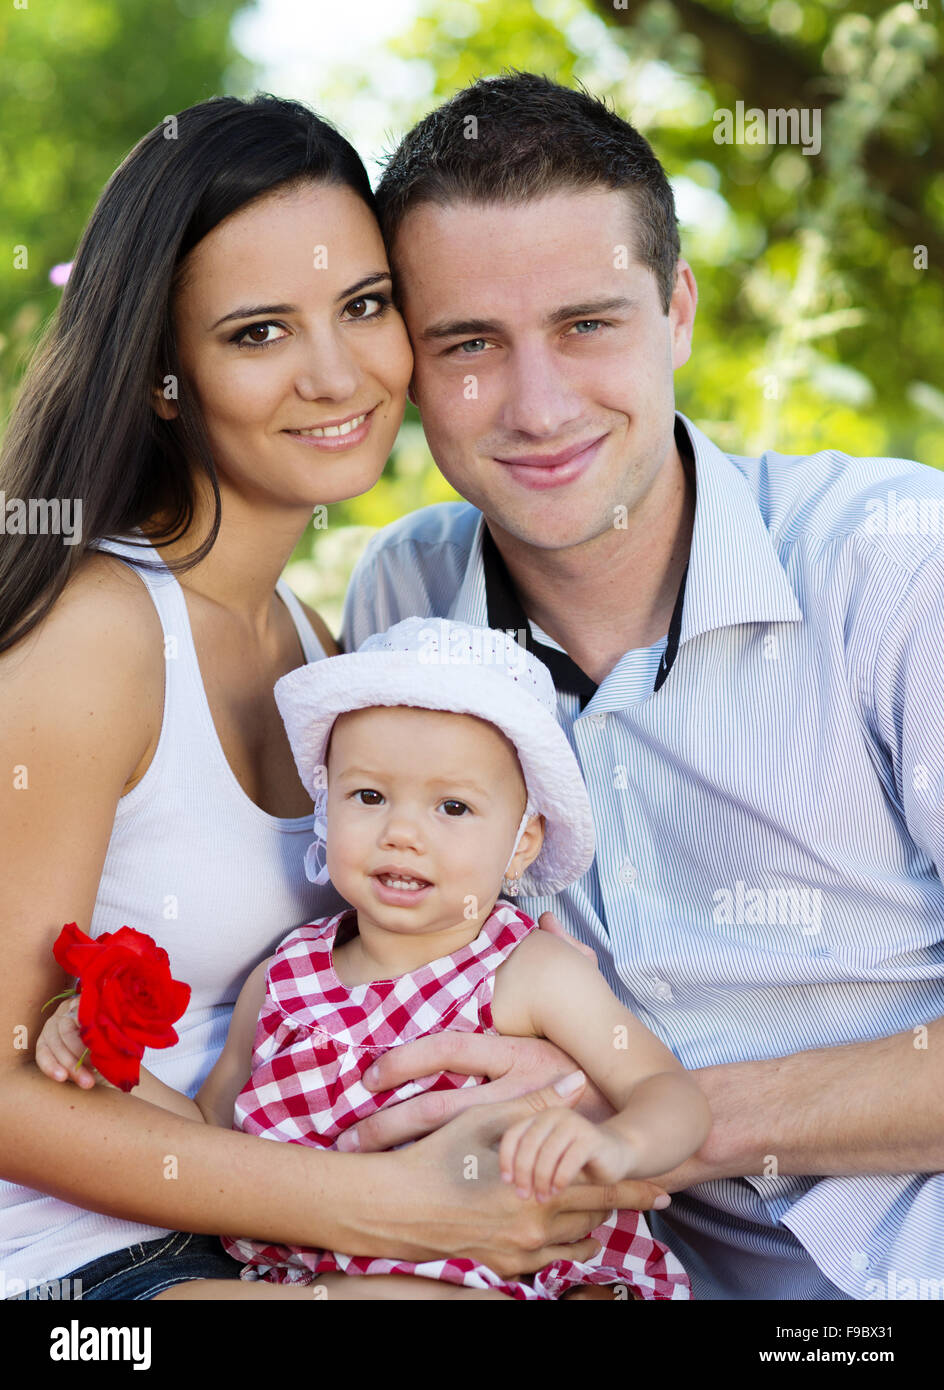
[220,902,692,1299]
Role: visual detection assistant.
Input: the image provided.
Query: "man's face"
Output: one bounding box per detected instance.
[392,186,696,552]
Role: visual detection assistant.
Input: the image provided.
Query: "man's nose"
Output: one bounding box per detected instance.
[499,341,584,438]
[294,327,360,403]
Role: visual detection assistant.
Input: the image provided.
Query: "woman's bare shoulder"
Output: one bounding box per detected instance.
[0,552,169,967]
[1,549,165,769]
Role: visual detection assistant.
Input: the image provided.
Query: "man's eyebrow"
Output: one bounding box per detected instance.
[420,316,504,342]
[546,296,637,325]
[420,296,637,341]
[210,273,392,330]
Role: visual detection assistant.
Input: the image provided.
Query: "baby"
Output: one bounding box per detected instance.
[37,617,710,1300]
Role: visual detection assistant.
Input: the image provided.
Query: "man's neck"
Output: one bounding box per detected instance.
[486,438,695,687]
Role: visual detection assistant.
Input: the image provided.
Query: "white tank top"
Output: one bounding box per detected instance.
[0,535,348,1288]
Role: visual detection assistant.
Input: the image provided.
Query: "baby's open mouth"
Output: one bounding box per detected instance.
[374,873,432,891]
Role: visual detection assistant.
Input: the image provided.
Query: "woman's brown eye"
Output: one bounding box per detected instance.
[347,299,368,318]
[247,324,270,341]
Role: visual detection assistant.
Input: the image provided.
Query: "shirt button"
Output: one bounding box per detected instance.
[587,712,607,728]
[619,860,637,886]
[650,979,673,1003]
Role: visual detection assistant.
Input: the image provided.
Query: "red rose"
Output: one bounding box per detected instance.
[51,924,190,1092]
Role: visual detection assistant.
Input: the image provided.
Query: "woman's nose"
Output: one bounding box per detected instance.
[294,329,360,403]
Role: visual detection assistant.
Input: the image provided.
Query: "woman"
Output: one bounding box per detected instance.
[0,94,657,1300]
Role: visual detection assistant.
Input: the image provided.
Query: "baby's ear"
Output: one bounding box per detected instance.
[518,812,546,870]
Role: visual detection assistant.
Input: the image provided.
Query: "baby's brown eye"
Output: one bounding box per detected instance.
[441,800,469,816]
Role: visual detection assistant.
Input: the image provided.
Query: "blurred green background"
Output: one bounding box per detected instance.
[2,0,942,633]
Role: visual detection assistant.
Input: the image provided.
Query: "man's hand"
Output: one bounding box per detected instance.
[340,913,607,1153]
[340,1031,615,1151]
[537,910,597,966]
[382,1074,670,1277]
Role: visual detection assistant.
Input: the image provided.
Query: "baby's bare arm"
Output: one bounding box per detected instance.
[491,933,712,1180]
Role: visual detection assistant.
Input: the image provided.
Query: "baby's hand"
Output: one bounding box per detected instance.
[499,1109,638,1202]
[35,996,106,1090]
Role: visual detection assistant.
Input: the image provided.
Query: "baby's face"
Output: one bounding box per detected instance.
[325,705,537,935]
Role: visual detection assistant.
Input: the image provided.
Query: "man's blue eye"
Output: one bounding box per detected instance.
[458,339,487,353]
[572,320,601,334]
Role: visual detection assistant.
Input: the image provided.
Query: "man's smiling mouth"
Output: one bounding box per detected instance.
[493,433,607,469]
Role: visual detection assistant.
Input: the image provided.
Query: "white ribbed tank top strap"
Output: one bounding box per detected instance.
[275,576,325,665]
[91,535,330,800]
[92,535,220,772]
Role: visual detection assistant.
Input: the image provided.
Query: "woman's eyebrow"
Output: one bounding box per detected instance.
[210,273,392,330]
[211,302,297,330]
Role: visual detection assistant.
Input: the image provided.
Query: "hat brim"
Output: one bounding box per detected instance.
[274,654,595,896]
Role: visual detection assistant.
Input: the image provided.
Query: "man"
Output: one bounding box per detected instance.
[340,72,944,1300]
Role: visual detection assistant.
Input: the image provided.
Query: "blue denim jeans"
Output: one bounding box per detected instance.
[6,1231,243,1300]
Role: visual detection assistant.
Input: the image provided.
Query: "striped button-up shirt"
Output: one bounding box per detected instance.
[340,413,944,1300]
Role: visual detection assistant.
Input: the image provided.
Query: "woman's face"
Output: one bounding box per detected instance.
[163,180,412,511]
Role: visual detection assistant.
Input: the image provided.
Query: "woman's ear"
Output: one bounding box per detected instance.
[150,380,179,421]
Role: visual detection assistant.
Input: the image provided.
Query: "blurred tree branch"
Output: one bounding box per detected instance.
[593,0,944,266]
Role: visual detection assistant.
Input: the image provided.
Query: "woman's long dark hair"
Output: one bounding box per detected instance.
[0,94,375,653]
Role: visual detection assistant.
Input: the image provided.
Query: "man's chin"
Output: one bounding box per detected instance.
[484,510,612,555]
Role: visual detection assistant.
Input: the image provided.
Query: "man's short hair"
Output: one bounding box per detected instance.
[375,70,680,314]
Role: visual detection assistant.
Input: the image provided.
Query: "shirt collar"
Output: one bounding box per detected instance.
[450,412,803,642]
[677,413,802,645]
[450,512,490,627]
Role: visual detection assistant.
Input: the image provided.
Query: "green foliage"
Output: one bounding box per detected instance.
[2,0,941,622]
[301,0,943,608]
[374,0,944,466]
[0,0,253,421]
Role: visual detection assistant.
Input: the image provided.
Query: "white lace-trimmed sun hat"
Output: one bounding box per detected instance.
[273,616,596,897]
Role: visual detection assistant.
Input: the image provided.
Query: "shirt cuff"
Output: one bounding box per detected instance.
[745,1171,944,1298]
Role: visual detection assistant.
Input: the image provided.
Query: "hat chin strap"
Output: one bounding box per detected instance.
[502,800,537,881]
[304,789,331,886]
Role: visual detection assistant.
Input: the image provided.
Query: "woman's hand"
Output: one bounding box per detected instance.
[370,1075,670,1277]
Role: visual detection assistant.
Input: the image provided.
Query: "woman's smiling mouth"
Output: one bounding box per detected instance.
[284,406,377,449]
